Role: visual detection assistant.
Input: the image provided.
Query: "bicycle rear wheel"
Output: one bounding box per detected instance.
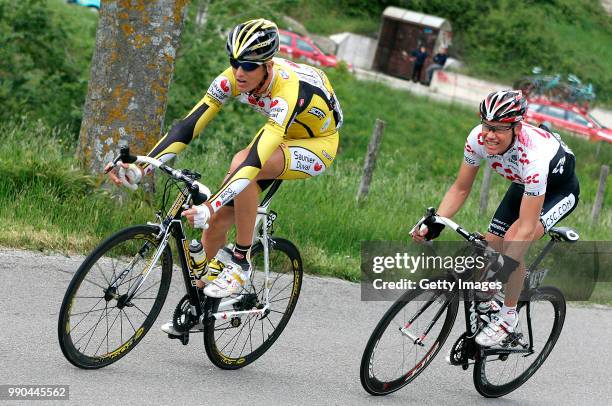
[203,238,302,369]
[473,286,566,398]
[58,225,172,369]
[360,276,459,395]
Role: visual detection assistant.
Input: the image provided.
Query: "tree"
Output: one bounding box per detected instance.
[77,0,190,177]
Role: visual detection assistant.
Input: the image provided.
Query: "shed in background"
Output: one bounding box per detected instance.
[373,7,452,81]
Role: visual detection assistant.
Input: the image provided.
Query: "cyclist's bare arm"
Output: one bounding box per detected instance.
[105,94,220,185]
[206,125,284,213]
[412,163,478,241]
[142,97,221,174]
[437,162,479,218]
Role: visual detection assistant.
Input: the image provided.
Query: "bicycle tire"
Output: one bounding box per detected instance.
[203,237,302,369]
[58,225,172,369]
[360,276,459,395]
[473,286,566,398]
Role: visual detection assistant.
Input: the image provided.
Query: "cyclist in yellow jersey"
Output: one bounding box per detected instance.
[107,19,342,308]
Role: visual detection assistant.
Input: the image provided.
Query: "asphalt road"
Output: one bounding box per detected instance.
[1,248,611,405]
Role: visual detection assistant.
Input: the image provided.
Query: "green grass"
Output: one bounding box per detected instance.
[2,71,611,284]
[1,0,610,305]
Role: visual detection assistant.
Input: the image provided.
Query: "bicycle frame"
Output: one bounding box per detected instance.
[407,208,564,357]
[106,150,285,328]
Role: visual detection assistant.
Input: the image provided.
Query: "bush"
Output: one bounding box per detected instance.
[0,0,93,133]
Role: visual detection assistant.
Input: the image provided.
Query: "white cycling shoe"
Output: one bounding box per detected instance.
[475,312,518,347]
[203,261,251,298]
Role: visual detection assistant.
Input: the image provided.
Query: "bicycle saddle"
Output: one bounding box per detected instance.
[548,226,579,242]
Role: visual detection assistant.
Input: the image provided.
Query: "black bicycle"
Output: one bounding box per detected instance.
[360,207,578,398]
[58,147,303,370]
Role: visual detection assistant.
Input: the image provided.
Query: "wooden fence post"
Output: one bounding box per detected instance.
[356,119,385,203]
[479,165,492,215]
[592,164,609,223]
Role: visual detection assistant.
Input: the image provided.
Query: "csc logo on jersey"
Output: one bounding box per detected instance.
[289,147,326,176]
[207,76,232,105]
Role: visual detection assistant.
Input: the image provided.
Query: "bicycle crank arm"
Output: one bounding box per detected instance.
[482,348,532,356]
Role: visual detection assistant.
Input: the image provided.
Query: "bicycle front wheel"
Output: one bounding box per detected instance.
[473,286,566,398]
[360,276,459,395]
[203,237,303,369]
[58,225,172,369]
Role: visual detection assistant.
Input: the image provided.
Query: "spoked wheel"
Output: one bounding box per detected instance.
[360,277,459,395]
[473,286,566,398]
[203,238,302,369]
[58,225,172,369]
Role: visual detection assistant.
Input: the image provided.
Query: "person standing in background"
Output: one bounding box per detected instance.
[410,45,428,83]
[425,47,448,86]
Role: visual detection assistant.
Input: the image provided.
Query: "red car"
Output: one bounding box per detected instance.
[525,98,612,143]
[278,29,340,68]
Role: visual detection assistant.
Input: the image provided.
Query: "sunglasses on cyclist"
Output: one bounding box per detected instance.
[229,58,262,72]
[481,120,517,133]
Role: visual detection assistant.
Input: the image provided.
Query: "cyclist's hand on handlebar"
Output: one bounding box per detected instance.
[104,162,143,190]
[182,204,212,229]
[411,224,429,242]
[411,220,445,242]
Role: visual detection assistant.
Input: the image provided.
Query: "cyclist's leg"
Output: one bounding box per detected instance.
[233,131,339,245]
[233,148,285,247]
[486,179,579,307]
[276,131,339,180]
[484,183,523,308]
[203,206,234,260]
[203,147,283,256]
[501,221,544,307]
[484,182,523,248]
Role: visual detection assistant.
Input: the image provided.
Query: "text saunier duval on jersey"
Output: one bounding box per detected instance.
[369,252,502,292]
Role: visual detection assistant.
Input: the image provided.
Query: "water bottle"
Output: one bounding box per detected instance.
[189,239,207,273]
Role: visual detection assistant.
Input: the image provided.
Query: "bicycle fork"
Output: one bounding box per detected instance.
[106,226,171,307]
[400,292,453,346]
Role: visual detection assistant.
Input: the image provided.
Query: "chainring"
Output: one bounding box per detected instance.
[449,332,478,366]
[172,294,198,333]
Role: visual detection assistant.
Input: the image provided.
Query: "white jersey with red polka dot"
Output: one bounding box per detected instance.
[463,122,572,196]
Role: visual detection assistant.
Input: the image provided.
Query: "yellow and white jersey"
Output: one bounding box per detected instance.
[144,58,342,212]
[205,57,342,138]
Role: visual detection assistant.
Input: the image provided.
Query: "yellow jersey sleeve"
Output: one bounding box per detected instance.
[142,68,237,173]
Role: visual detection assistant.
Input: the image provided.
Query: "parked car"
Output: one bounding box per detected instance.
[525,98,612,143]
[278,29,340,68]
[66,0,100,10]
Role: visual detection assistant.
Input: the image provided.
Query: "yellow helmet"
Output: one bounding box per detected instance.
[226,18,279,62]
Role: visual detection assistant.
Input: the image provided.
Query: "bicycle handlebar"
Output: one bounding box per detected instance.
[109,146,211,205]
[410,207,501,264]
[410,207,488,246]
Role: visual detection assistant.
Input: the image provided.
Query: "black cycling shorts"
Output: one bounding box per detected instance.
[488,166,580,238]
